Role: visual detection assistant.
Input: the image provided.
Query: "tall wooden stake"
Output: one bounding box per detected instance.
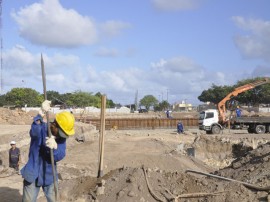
[98,95,106,178]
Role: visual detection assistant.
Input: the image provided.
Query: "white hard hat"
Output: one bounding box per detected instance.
[10,141,16,145]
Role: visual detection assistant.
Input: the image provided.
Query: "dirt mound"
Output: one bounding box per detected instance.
[0,108,58,125]
[55,131,269,202]
[0,108,33,125]
[215,142,270,189]
[57,166,262,202]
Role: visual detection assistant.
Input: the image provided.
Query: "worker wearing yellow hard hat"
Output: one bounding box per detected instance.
[51,111,75,138]
[21,100,75,202]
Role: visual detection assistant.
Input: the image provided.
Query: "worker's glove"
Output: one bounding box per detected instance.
[46,136,57,150]
[42,100,51,112]
[38,109,45,118]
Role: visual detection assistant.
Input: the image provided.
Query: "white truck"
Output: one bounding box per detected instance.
[199,109,270,134]
[198,78,270,134]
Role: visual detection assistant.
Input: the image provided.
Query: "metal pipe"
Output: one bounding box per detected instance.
[41,54,58,201]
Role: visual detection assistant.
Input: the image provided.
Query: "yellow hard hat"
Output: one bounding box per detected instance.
[55,111,75,137]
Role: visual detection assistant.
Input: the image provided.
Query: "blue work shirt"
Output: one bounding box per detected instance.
[236,108,242,117]
[21,115,66,186]
[177,122,184,133]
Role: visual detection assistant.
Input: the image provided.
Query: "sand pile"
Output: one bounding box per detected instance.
[0,108,33,125]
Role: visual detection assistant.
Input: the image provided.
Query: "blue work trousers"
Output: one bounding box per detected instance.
[22,180,57,202]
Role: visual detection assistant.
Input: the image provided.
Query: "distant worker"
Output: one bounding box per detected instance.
[236,106,242,117]
[166,110,172,119]
[21,100,75,202]
[177,121,184,134]
[9,141,21,172]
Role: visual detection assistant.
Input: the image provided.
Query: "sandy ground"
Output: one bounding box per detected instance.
[1,122,270,201]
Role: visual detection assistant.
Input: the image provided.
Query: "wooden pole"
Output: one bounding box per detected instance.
[97,95,106,178]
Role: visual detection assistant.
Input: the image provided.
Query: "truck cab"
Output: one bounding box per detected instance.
[199,109,222,134]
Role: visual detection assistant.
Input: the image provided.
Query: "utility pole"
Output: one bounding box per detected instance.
[166,89,169,103]
[134,90,138,111]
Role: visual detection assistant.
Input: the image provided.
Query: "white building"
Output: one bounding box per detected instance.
[173,100,193,111]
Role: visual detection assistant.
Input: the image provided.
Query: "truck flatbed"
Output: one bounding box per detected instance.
[232,116,270,123]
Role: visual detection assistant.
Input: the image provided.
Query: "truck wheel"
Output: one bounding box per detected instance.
[266,125,270,133]
[255,125,266,134]
[212,125,221,134]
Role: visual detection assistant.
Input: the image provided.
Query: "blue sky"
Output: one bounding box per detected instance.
[1,0,270,105]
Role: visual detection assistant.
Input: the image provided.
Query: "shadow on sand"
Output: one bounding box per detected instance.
[0,187,22,202]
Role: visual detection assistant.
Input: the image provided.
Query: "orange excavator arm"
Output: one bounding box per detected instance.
[217,77,270,123]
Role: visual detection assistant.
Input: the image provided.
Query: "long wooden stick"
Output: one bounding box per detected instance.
[41,54,58,201]
[142,166,166,202]
[97,95,106,178]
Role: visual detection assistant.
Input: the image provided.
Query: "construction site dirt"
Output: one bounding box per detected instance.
[0,108,270,202]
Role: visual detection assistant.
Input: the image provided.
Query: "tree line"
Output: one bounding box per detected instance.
[0,77,269,110]
[0,88,171,111]
[0,88,116,108]
[197,77,270,106]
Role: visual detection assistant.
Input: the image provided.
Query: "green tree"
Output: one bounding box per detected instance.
[5,88,41,107]
[0,94,6,106]
[234,77,270,106]
[94,92,115,108]
[198,77,270,105]
[60,93,73,107]
[46,91,64,106]
[140,95,158,110]
[95,92,102,98]
[154,100,170,111]
[198,84,233,104]
[67,91,100,107]
[107,99,116,108]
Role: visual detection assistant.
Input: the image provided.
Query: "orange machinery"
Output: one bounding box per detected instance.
[217,77,270,123]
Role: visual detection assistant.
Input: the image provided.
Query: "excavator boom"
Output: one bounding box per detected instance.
[217,77,270,123]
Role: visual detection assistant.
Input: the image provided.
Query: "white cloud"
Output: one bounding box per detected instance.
[151,56,201,73]
[99,20,131,38]
[47,74,65,82]
[2,46,79,92]
[150,57,210,100]
[232,16,270,62]
[2,46,260,105]
[11,0,131,48]
[152,0,201,11]
[252,65,270,77]
[4,45,39,75]
[11,0,98,48]
[94,47,119,57]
